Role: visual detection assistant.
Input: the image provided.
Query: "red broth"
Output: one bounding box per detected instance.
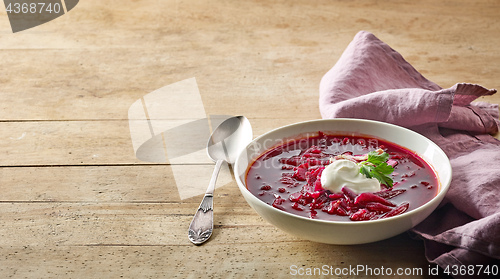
[245,132,439,221]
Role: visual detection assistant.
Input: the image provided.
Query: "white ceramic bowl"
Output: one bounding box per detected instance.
[234,119,452,245]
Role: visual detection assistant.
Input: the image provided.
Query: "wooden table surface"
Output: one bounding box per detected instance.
[1,0,499,278]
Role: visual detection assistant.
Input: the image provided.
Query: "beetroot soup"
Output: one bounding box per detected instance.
[245,132,439,221]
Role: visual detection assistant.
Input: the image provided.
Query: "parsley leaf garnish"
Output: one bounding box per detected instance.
[358,151,394,187]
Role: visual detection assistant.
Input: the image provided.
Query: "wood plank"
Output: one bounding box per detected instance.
[0,165,177,202]
[0,234,431,278]
[0,47,326,121]
[0,165,250,203]
[0,120,141,166]
[0,203,275,247]
[0,46,497,121]
[0,118,312,166]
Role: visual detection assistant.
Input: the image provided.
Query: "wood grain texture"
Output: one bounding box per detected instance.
[0,0,499,277]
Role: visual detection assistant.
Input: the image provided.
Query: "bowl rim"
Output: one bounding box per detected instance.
[234,118,452,226]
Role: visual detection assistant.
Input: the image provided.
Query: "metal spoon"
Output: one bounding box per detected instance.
[188,116,253,245]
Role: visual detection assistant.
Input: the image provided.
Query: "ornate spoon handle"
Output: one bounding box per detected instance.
[188,159,223,245]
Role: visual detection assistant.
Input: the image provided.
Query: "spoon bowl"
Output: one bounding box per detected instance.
[207,116,253,164]
[188,116,253,245]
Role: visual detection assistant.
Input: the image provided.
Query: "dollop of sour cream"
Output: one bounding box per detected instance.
[321,159,381,194]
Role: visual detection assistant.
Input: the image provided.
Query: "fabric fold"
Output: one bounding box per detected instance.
[319,30,500,276]
[320,88,454,128]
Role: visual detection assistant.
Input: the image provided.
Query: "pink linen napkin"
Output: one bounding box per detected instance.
[319,31,500,276]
